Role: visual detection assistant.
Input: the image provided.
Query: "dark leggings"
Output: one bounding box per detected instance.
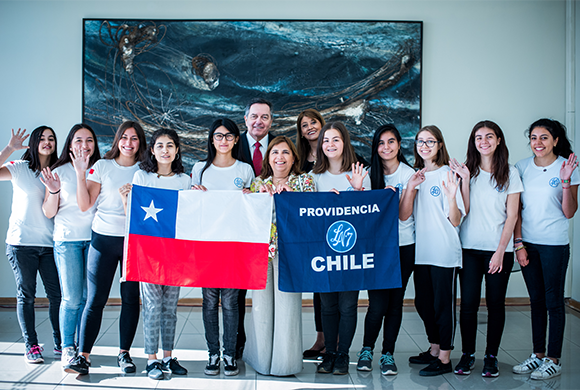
[313,293,322,332]
[320,291,359,354]
[414,265,458,351]
[363,244,415,354]
[79,231,140,353]
[459,249,513,356]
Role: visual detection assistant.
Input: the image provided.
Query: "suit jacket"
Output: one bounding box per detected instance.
[239,131,273,175]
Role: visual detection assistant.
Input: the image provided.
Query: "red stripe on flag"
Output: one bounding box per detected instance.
[125,234,269,289]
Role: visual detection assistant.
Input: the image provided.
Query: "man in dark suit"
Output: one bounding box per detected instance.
[239,98,274,176]
[236,97,274,359]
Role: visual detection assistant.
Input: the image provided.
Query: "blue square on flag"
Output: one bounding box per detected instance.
[129,185,178,239]
[275,189,401,293]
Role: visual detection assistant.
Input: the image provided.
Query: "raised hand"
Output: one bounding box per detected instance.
[8,128,30,151]
[449,158,469,182]
[345,162,368,191]
[408,168,426,189]
[441,170,460,199]
[40,167,61,193]
[70,146,90,173]
[560,153,578,182]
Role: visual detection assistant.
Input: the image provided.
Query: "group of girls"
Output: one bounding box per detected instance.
[1,111,577,382]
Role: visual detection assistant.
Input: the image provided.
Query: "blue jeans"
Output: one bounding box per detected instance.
[203,288,239,357]
[54,240,89,349]
[6,244,61,348]
[521,242,569,359]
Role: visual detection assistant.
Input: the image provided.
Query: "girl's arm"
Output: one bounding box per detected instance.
[119,183,132,214]
[513,200,529,267]
[0,128,29,181]
[560,153,579,219]
[399,168,425,221]
[345,162,368,191]
[450,158,470,215]
[442,170,462,227]
[73,148,100,212]
[488,192,520,274]
[40,167,61,218]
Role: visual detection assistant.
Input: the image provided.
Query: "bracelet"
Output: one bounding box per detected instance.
[514,244,525,252]
[514,238,523,243]
[563,186,571,190]
[49,189,60,195]
[562,179,571,184]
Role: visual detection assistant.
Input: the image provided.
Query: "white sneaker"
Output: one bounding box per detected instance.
[61,347,77,367]
[513,353,543,374]
[530,358,561,380]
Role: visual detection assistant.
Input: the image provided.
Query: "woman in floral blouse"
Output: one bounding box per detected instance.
[243,136,315,376]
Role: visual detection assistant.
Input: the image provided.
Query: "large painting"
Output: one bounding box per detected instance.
[83,19,422,169]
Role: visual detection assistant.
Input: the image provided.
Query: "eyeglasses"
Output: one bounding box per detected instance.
[415,140,439,148]
[213,133,235,141]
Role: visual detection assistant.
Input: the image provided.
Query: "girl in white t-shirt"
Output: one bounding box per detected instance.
[120,128,191,380]
[191,118,253,377]
[64,121,146,375]
[356,124,415,376]
[39,124,101,369]
[399,125,465,376]
[311,122,370,376]
[512,119,579,380]
[0,126,61,364]
[454,121,523,378]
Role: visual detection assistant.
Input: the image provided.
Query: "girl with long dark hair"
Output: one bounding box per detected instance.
[40,124,101,369]
[512,118,578,380]
[453,120,522,377]
[0,126,61,363]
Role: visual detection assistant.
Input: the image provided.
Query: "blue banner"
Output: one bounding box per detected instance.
[275,189,401,293]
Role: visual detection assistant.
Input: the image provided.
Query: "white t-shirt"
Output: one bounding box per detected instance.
[88,159,140,237]
[53,163,97,242]
[4,160,53,247]
[414,165,466,268]
[191,160,254,190]
[460,166,523,252]
[311,169,372,192]
[516,155,580,245]
[383,162,416,246]
[132,170,191,191]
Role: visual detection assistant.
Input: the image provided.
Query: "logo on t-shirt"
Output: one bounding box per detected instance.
[89,169,94,175]
[346,186,354,191]
[549,177,560,188]
[233,177,243,188]
[326,220,357,253]
[395,183,403,191]
[430,185,441,197]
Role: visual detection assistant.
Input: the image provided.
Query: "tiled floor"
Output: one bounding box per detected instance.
[0,304,578,390]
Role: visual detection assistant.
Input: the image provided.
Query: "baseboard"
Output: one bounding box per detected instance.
[0,296,534,308]
[566,298,580,312]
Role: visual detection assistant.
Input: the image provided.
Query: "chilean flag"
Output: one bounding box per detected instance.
[123,185,273,289]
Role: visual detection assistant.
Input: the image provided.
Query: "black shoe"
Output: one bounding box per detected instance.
[317,352,335,374]
[303,348,324,359]
[482,354,499,377]
[454,353,475,375]
[419,359,452,376]
[65,354,89,375]
[117,351,136,373]
[223,355,239,376]
[146,361,164,380]
[333,352,349,375]
[161,357,187,375]
[409,348,438,364]
[204,354,220,376]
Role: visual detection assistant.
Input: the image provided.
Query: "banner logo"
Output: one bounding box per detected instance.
[326,220,357,253]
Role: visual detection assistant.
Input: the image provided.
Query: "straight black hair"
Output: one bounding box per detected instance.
[370,124,410,190]
[52,123,101,170]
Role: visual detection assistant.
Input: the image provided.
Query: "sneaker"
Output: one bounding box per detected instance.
[513,353,543,374]
[64,354,89,375]
[25,345,44,364]
[454,353,475,375]
[530,358,561,380]
[61,347,77,367]
[419,358,452,376]
[204,354,220,376]
[356,347,373,371]
[380,352,398,375]
[317,352,335,374]
[333,352,349,375]
[117,351,136,373]
[54,346,62,356]
[409,347,438,364]
[223,355,239,376]
[161,357,187,375]
[146,361,164,380]
[482,354,499,377]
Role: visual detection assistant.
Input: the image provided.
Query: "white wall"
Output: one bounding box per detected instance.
[0,0,570,300]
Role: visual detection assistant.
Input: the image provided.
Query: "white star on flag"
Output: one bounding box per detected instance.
[141,200,163,222]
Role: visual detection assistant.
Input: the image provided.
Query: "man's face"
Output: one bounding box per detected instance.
[244,103,272,142]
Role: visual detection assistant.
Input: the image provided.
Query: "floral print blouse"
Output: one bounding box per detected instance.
[250,173,316,259]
